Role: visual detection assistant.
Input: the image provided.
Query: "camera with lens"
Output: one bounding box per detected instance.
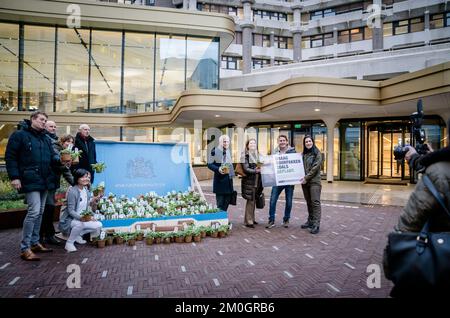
[393,99,429,162]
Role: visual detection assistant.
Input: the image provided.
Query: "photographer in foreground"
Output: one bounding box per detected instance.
[383,118,450,296]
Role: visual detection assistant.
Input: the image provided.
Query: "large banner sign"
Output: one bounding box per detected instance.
[95,141,191,197]
[261,153,305,187]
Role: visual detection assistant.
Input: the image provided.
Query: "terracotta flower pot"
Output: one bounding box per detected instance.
[145,237,154,245]
[105,237,113,246]
[211,231,218,238]
[163,237,171,244]
[115,237,124,245]
[97,240,106,248]
[127,239,136,246]
[184,235,192,243]
[155,237,162,244]
[193,235,201,242]
[136,234,144,241]
[218,231,226,238]
[175,236,184,243]
[61,153,72,161]
[200,231,206,238]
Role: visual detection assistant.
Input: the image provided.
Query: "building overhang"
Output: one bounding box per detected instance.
[0,0,235,53]
[1,62,449,127]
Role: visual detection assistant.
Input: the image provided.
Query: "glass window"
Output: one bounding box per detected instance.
[56,28,90,112]
[287,37,293,49]
[122,127,153,142]
[252,58,269,69]
[262,11,271,20]
[323,9,335,17]
[312,123,327,175]
[23,25,55,112]
[233,32,242,45]
[446,12,450,27]
[338,30,349,44]
[155,127,184,143]
[123,32,154,113]
[410,17,424,33]
[311,11,322,20]
[364,26,373,39]
[394,20,409,35]
[340,122,361,180]
[237,8,244,20]
[219,6,229,15]
[311,35,323,47]
[430,14,444,29]
[383,22,393,36]
[209,5,219,13]
[0,124,15,164]
[155,35,185,111]
[186,37,219,90]
[89,30,122,113]
[262,35,271,48]
[253,34,263,47]
[0,23,19,111]
[324,33,334,46]
[302,37,311,49]
[228,7,237,16]
[350,28,364,42]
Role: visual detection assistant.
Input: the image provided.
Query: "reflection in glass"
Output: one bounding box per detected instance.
[123,32,154,113]
[0,23,18,111]
[312,123,327,175]
[90,30,122,113]
[23,25,55,112]
[340,122,361,180]
[186,37,218,90]
[56,28,90,112]
[155,35,185,111]
[123,127,153,142]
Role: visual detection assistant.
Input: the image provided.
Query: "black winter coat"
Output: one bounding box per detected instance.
[207,148,234,194]
[74,132,97,174]
[241,152,263,200]
[5,123,59,193]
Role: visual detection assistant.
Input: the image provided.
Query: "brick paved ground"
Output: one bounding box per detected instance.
[0,194,400,298]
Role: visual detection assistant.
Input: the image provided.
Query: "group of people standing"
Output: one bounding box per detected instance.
[208,134,323,234]
[5,111,101,260]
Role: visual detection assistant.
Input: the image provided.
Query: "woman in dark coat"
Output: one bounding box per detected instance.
[300,135,323,234]
[241,139,264,228]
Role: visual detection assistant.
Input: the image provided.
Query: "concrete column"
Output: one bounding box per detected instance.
[188,0,197,11]
[291,2,304,63]
[292,31,302,62]
[241,0,255,74]
[270,32,275,66]
[371,0,385,52]
[183,0,189,10]
[323,117,339,183]
[424,10,430,30]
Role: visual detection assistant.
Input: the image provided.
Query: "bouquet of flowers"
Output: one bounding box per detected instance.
[91,162,106,173]
[220,162,232,174]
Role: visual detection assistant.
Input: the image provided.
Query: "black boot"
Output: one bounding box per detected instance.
[301,221,312,229]
[309,225,320,234]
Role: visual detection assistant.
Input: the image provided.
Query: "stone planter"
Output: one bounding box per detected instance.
[0,208,27,230]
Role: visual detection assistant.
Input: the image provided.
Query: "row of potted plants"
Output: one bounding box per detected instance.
[91,189,221,221]
[92,224,231,248]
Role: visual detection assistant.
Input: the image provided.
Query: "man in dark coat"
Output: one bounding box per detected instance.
[207,135,235,211]
[5,111,59,261]
[74,124,97,183]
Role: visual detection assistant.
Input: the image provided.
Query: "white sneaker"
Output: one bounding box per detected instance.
[55,233,68,241]
[65,242,77,253]
[75,236,87,244]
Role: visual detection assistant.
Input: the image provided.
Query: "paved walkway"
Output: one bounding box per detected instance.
[0,196,400,298]
[199,178,414,207]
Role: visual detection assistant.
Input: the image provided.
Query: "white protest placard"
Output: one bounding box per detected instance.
[261,153,305,187]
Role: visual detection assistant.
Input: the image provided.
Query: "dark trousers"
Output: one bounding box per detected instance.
[301,183,322,227]
[40,204,56,239]
[216,193,232,212]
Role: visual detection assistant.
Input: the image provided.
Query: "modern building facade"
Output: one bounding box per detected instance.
[0,0,449,184]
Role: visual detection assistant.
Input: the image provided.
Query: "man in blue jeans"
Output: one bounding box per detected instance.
[5,111,60,261]
[266,135,296,229]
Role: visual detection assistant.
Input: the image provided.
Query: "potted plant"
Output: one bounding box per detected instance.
[174,231,185,243]
[145,232,154,245]
[126,233,136,246]
[91,162,106,174]
[208,227,219,238]
[92,182,105,197]
[220,162,232,174]
[60,148,72,162]
[184,228,194,243]
[95,237,106,248]
[71,148,83,164]
[163,232,172,244]
[198,226,208,238]
[105,234,114,246]
[114,232,125,244]
[154,232,163,244]
[193,228,202,243]
[80,209,93,222]
[135,230,144,241]
[218,224,229,238]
